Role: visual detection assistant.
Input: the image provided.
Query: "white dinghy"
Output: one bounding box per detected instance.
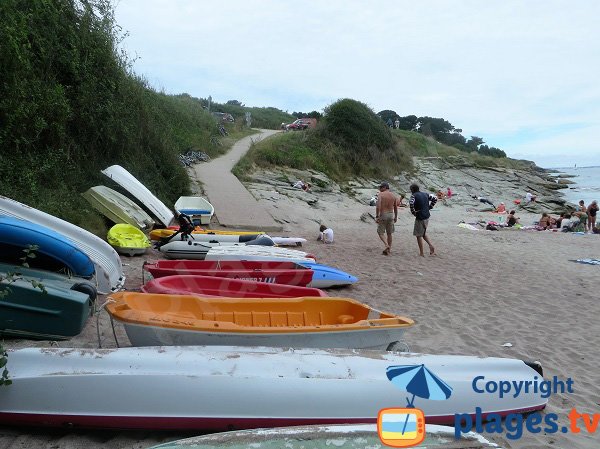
[101,165,174,227]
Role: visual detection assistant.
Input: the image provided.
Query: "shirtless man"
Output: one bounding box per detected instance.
[375,181,398,255]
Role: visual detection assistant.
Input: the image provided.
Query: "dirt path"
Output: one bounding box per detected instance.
[191,129,283,231]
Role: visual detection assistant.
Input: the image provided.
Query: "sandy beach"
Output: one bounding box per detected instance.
[1,170,599,449]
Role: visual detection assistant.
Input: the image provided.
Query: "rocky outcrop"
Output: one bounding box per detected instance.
[239,157,575,217]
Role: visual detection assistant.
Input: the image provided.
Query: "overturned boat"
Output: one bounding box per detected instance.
[0,346,547,431]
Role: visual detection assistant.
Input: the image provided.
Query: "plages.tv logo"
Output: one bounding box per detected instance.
[377,364,453,447]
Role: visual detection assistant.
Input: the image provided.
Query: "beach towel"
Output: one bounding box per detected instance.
[457,223,479,231]
[570,259,600,265]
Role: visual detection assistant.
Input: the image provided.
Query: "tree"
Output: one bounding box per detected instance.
[397,115,418,131]
[466,136,484,151]
[377,110,398,124]
[226,100,244,106]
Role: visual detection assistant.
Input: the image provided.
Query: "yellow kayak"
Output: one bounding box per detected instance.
[108,224,151,256]
[149,227,265,241]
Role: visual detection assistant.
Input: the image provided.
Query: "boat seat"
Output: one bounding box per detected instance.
[201,311,326,327]
[337,314,355,324]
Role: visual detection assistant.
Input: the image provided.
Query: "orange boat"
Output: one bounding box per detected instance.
[106,292,414,350]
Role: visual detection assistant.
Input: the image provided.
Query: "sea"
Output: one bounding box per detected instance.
[549,165,600,206]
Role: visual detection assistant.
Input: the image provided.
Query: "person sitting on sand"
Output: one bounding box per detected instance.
[561,214,580,232]
[496,202,507,213]
[447,187,453,198]
[506,210,519,227]
[538,212,552,230]
[525,192,537,203]
[317,224,334,244]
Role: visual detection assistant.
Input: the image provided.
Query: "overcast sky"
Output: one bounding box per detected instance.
[114,0,600,168]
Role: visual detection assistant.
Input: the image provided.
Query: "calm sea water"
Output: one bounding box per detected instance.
[551,166,600,205]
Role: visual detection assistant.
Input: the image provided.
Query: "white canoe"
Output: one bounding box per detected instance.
[271,237,307,247]
[174,196,214,225]
[0,346,546,431]
[82,185,155,231]
[101,165,174,227]
[148,424,502,448]
[158,236,275,260]
[0,195,124,294]
[205,245,316,263]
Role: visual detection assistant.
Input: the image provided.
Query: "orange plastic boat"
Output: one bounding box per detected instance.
[141,275,327,298]
[106,292,414,350]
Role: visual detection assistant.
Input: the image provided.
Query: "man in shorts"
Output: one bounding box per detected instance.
[409,183,437,256]
[375,181,398,255]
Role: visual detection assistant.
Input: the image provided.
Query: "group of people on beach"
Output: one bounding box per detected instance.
[375,181,437,257]
[537,200,599,233]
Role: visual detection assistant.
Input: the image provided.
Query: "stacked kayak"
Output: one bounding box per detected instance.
[106,292,413,349]
[204,245,316,263]
[0,216,94,278]
[149,227,265,241]
[0,195,125,293]
[0,263,95,340]
[143,260,356,289]
[141,275,327,298]
[144,260,314,286]
[0,346,547,430]
[158,236,278,260]
[107,224,151,256]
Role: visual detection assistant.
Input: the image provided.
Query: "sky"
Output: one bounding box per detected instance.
[114,0,600,169]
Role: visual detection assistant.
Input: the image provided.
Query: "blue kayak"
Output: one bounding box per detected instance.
[0,217,95,278]
[298,261,358,288]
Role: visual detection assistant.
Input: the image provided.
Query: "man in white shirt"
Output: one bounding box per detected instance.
[318,225,334,244]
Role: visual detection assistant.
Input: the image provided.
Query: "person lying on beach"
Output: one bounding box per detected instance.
[506,210,519,227]
[472,195,495,209]
[495,202,507,213]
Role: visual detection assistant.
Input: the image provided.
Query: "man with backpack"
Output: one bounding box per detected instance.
[409,183,437,256]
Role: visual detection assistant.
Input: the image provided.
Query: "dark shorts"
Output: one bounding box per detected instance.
[413,219,429,237]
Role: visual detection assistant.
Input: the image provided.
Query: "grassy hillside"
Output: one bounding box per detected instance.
[0,0,255,234]
[234,99,534,182]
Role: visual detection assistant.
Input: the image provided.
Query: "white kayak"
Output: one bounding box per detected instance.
[204,245,316,262]
[271,237,307,247]
[0,346,547,431]
[158,236,276,260]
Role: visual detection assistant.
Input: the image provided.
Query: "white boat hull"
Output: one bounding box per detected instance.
[159,240,246,260]
[271,237,307,246]
[174,196,214,226]
[0,195,124,293]
[102,165,174,227]
[205,246,315,263]
[122,322,408,350]
[0,346,547,431]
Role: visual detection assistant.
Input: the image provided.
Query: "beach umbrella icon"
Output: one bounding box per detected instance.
[386,364,453,435]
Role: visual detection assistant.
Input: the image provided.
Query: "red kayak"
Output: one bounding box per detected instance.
[141,275,327,298]
[143,260,313,287]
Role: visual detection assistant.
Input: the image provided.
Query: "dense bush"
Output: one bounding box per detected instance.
[0,0,226,233]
